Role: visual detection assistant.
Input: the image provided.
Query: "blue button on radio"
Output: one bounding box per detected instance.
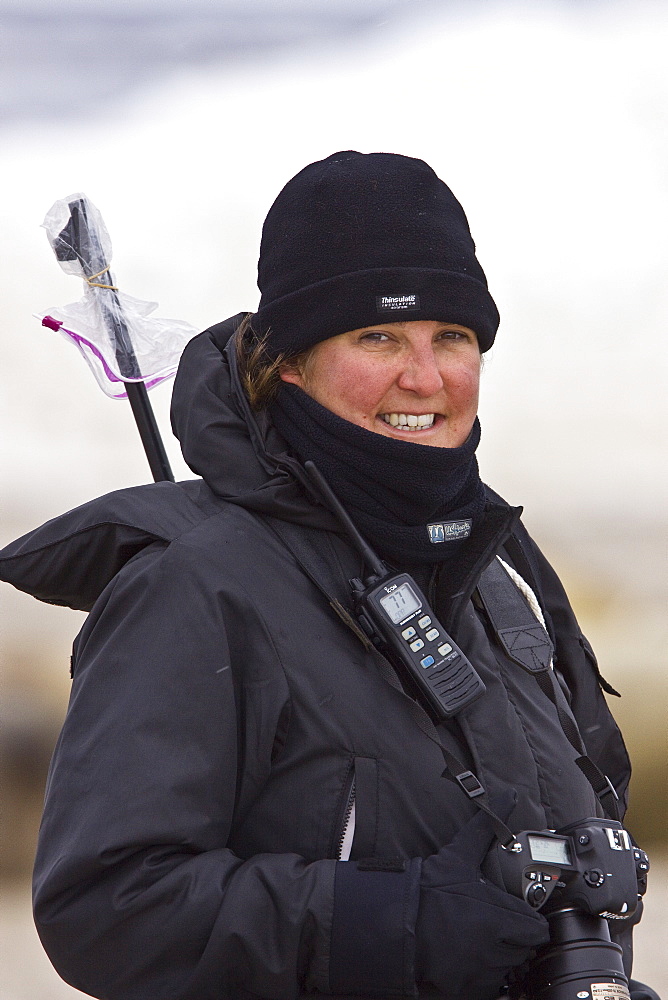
[420,655,435,668]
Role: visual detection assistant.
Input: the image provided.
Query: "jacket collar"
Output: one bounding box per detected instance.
[432,498,522,632]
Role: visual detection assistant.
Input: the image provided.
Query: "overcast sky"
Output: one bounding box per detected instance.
[2,0,666,545]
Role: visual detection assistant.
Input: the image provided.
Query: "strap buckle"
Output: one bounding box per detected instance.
[455,770,485,798]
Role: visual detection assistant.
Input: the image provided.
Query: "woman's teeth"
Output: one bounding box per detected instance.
[380,413,435,430]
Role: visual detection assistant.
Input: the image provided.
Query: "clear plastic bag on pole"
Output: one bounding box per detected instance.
[39,194,198,398]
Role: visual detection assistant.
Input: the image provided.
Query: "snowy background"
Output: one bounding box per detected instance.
[1,1,666,995]
[2,0,667,529]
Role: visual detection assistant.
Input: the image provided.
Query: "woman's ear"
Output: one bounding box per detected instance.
[278,345,313,389]
[278,364,304,387]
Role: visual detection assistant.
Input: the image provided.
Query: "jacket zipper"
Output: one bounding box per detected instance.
[337,777,356,861]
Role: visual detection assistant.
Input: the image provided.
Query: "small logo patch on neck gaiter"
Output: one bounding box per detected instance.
[427,520,472,543]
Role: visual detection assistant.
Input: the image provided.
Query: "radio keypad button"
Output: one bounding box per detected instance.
[401,626,416,640]
[437,643,453,656]
[417,615,432,629]
[425,628,440,641]
[410,638,425,652]
[420,655,435,668]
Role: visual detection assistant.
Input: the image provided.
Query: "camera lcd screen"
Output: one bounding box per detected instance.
[379,583,421,624]
[528,835,571,865]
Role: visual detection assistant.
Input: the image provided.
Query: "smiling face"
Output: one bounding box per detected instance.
[279,320,481,448]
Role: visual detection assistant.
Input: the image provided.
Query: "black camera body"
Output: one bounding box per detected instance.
[489,818,649,917]
[485,818,650,1000]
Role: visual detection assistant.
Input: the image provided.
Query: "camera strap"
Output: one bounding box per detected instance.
[476,557,621,822]
[264,514,518,846]
[265,512,621,840]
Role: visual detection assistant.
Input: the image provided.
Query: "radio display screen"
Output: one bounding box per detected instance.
[380,583,421,625]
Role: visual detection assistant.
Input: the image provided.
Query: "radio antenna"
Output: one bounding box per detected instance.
[304,461,386,582]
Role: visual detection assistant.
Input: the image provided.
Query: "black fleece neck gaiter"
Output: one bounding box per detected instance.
[270,383,486,566]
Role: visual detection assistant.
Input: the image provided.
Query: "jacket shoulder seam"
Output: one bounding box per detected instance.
[0,521,170,563]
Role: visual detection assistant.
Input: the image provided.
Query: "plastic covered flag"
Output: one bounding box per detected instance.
[36,193,193,481]
[39,194,197,399]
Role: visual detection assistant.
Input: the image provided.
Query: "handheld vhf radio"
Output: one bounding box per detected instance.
[305,462,486,720]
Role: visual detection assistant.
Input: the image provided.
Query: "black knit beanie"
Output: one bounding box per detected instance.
[252,150,499,355]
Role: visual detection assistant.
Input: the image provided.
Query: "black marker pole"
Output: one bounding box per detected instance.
[125,382,174,484]
[52,198,174,483]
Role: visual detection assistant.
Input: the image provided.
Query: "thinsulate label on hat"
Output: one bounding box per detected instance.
[589,983,630,1000]
[376,294,420,311]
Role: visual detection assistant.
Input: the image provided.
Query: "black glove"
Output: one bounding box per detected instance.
[416,801,550,1000]
[630,981,663,1000]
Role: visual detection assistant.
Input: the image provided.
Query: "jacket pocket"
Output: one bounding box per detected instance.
[331,756,379,861]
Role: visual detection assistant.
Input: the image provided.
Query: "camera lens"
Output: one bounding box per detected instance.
[518,908,630,1000]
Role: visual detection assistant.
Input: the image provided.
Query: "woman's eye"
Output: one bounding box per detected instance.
[439,329,469,342]
[360,331,390,343]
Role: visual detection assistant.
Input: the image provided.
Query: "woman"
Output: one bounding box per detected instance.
[0,151,655,1000]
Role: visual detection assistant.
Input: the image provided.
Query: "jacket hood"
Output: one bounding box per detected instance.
[0,314,337,610]
[170,313,336,531]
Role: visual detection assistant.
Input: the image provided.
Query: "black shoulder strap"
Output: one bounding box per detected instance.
[264,515,517,845]
[477,557,620,821]
[501,526,556,647]
[476,556,554,673]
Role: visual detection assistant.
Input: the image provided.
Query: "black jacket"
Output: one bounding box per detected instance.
[0,316,633,1000]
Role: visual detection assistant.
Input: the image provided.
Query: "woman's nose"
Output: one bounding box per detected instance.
[396,348,444,396]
